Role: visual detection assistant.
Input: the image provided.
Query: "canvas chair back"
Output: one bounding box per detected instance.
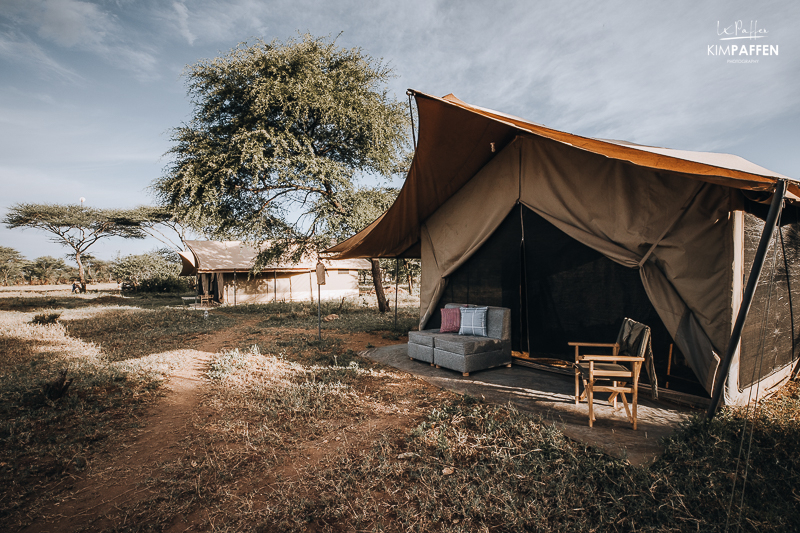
[615,318,658,398]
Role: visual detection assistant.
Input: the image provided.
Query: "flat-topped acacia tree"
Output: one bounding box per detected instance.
[153,34,410,311]
[3,204,149,292]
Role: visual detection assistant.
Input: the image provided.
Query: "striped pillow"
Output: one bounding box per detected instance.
[459,307,488,337]
[440,307,461,333]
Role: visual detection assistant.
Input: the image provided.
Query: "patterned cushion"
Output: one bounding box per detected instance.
[440,307,461,333]
[459,306,488,337]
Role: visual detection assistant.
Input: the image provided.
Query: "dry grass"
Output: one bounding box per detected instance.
[0,309,174,521]
[1,286,799,532]
[0,294,235,525]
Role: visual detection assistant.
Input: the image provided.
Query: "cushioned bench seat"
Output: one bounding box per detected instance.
[408,304,512,376]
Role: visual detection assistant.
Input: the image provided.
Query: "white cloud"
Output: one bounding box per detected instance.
[171,1,195,45]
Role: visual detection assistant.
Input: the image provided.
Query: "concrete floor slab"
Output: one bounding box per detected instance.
[363,343,697,466]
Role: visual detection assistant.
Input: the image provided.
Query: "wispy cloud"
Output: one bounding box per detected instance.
[2,0,160,79]
[171,1,195,45]
[0,29,82,82]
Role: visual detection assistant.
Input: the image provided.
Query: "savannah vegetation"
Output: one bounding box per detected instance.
[153,34,412,312]
[2,204,176,293]
[0,246,188,293]
[0,284,798,532]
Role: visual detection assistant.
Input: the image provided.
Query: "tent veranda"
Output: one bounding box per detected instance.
[325,91,800,406]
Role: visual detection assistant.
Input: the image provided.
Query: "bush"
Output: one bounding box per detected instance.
[112,249,190,293]
[31,312,61,325]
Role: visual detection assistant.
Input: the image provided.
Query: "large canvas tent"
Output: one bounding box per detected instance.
[327,91,800,406]
[180,240,370,304]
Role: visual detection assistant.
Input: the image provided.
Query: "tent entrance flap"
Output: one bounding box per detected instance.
[428,205,706,396]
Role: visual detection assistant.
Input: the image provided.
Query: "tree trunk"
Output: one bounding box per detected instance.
[371,259,388,313]
[75,251,86,293]
[404,259,414,293]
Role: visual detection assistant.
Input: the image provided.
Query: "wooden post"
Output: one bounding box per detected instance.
[316,263,326,342]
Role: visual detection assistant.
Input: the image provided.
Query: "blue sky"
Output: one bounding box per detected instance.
[1,0,798,262]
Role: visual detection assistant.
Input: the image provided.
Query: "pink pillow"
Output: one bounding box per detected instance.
[440,307,461,333]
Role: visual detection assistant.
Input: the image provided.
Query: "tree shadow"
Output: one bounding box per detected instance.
[62,307,234,362]
[0,294,126,312]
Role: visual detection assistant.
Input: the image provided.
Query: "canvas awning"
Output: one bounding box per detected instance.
[326,90,796,260]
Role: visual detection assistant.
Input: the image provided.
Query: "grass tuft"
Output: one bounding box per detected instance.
[30,312,60,325]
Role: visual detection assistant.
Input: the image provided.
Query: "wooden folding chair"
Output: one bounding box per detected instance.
[569,318,650,430]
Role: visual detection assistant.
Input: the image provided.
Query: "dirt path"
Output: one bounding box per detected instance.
[17,315,422,532]
[22,324,245,532]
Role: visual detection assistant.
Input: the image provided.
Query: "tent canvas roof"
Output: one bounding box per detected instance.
[326,91,796,260]
[183,240,370,274]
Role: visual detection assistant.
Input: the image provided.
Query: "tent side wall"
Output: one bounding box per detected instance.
[220,269,361,303]
[723,205,800,403]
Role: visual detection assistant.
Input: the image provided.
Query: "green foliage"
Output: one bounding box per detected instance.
[317,186,398,243]
[155,34,410,265]
[22,256,75,285]
[111,249,190,293]
[0,247,25,286]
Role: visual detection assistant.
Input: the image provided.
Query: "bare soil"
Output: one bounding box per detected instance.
[20,318,432,532]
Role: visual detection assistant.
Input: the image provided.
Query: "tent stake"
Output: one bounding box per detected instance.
[707,179,786,420]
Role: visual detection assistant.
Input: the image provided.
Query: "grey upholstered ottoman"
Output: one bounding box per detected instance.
[407,329,439,364]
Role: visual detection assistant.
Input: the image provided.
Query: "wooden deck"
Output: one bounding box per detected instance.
[362,343,698,466]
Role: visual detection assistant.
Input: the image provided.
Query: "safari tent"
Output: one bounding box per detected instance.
[326,90,800,407]
[180,240,370,304]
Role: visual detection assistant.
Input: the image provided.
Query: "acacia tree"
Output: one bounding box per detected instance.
[3,204,149,292]
[0,246,25,286]
[153,34,410,307]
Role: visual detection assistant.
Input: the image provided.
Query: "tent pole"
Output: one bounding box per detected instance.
[234,270,237,306]
[707,179,787,420]
[520,205,531,356]
[406,90,417,149]
[394,258,399,329]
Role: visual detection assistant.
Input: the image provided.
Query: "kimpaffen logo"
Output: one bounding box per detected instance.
[707,20,778,64]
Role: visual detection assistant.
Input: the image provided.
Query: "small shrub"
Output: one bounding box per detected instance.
[31,312,61,325]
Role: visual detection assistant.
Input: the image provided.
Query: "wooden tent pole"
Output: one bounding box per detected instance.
[707,179,786,420]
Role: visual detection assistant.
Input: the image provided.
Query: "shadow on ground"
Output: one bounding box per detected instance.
[364,343,696,466]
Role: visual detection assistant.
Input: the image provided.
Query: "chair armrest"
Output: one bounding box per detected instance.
[579,355,645,362]
[568,342,619,348]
